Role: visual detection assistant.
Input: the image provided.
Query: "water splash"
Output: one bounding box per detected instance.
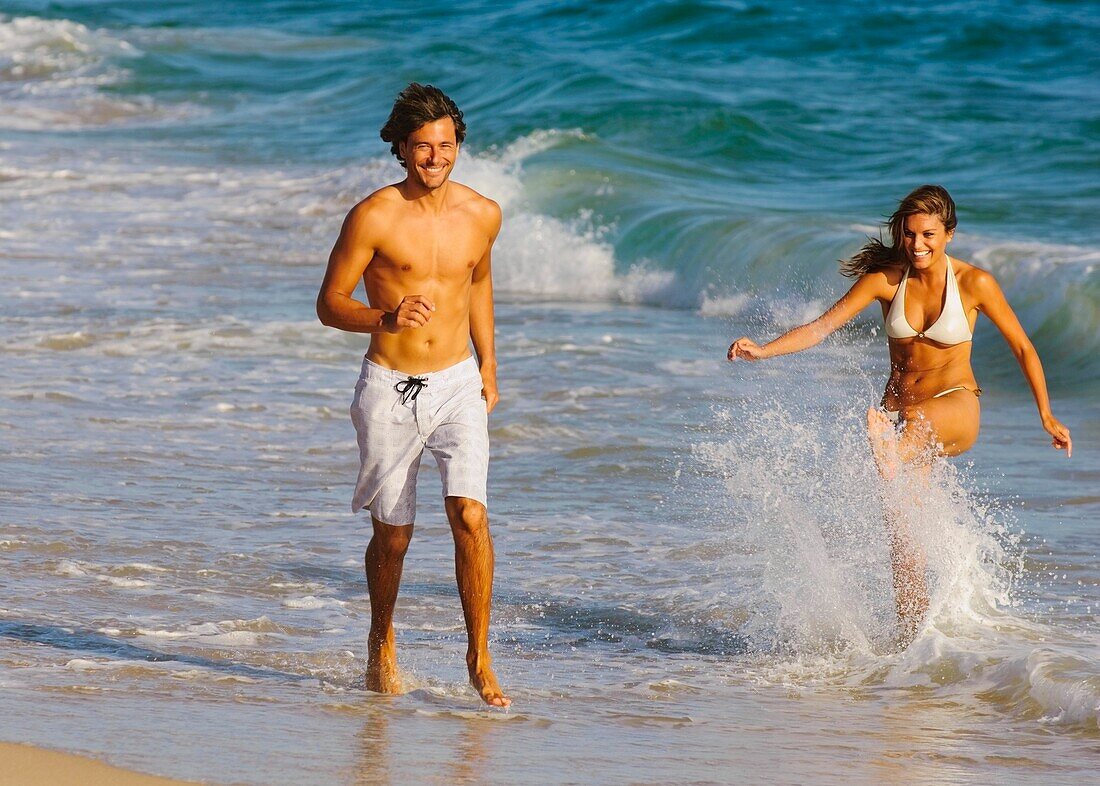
[697,359,1100,729]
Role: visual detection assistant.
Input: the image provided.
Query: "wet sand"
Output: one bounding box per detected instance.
[0,741,203,786]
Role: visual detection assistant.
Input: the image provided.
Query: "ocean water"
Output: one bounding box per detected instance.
[1,1,1098,784]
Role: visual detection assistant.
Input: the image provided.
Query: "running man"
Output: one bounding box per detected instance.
[317,83,509,707]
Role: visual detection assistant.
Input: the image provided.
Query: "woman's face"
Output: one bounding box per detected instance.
[902,213,954,268]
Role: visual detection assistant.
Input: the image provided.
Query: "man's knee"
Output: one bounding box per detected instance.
[446,497,488,537]
[371,520,413,556]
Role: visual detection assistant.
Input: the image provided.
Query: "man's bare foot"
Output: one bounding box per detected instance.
[366,637,402,694]
[867,406,899,480]
[468,656,510,708]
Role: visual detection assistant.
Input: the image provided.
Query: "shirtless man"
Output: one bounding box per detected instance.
[316,83,509,707]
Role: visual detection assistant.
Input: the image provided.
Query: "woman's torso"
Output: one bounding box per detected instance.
[879,257,980,410]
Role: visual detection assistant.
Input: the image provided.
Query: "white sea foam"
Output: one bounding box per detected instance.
[455,133,677,302]
[766,297,831,331]
[0,15,184,130]
[50,558,168,587]
[169,669,260,684]
[121,562,169,572]
[698,293,751,317]
[2,317,329,359]
[0,16,137,80]
[64,658,117,671]
[655,358,722,377]
[1024,650,1100,726]
[61,658,174,674]
[137,627,201,639]
[282,596,347,610]
[495,128,589,168]
[125,24,376,58]
[132,618,281,647]
[0,131,678,316]
[270,581,326,591]
[99,576,151,588]
[53,559,90,577]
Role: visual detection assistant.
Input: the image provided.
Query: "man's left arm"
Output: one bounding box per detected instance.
[470,201,502,413]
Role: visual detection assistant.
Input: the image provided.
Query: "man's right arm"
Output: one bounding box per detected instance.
[316,202,437,334]
[316,201,392,333]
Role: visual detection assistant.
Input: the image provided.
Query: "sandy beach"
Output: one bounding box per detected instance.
[0,742,202,786]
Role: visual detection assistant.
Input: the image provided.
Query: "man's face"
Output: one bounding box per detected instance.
[399,116,459,190]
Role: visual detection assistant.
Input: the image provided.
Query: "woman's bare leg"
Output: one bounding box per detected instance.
[900,390,980,458]
[867,408,929,642]
[868,390,980,643]
[886,481,930,644]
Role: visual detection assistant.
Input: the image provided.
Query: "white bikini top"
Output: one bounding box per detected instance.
[884,256,973,345]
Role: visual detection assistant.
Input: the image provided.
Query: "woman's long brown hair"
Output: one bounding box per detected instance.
[840,185,958,277]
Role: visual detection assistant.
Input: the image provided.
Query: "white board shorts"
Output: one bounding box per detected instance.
[350,356,489,525]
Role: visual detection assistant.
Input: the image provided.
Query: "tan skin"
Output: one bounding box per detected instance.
[317,116,510,707]
[727,213,1071,640]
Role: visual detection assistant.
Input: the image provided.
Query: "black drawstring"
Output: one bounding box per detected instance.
[394,376,428,405]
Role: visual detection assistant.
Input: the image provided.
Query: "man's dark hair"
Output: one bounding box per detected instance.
[380,83,466,169]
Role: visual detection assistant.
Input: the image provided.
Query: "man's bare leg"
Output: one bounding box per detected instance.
[445,496,510,707]
[365,518,413,694]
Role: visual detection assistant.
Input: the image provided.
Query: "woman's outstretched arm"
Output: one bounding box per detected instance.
[728,271,888,361]
[971,269,1072,456]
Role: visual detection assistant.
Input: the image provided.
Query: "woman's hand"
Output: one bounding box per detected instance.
[727,337,770,361]
[1042,414,1072,457]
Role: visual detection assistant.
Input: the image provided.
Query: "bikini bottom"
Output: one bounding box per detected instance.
[883,386,982,424]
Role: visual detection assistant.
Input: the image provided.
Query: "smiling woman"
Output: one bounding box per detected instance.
[726,184,1072,641]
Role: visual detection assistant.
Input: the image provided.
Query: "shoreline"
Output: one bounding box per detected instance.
[0,741,203,786]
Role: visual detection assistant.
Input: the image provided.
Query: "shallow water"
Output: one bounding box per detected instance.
[1,1,1099,784]
[3,300,1097,785]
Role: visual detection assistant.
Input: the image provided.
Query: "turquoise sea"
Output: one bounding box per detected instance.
[1,1,1098,783]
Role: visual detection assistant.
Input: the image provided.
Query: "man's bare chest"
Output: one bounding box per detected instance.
[373,221,486,279]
